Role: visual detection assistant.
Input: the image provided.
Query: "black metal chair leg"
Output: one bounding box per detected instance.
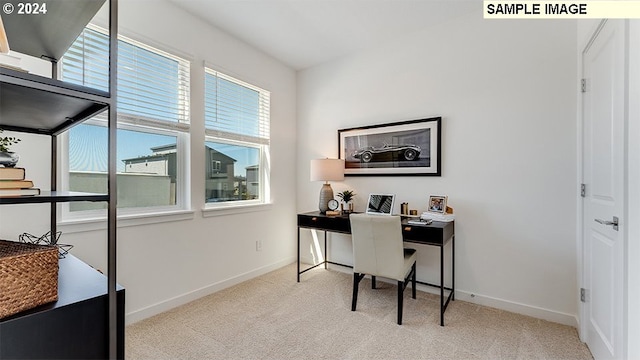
[371,275,376,289]
[352,273,360,311]
[411,262,417,299]
[397,280,404,325]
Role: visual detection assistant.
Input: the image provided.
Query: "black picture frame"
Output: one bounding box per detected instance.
[338,117,441,176]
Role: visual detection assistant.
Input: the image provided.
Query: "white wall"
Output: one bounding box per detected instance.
[0,0,298,323]
[109,0,297,322]
[297,12,579,325]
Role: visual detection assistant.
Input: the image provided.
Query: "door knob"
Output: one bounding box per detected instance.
[595,216,619,231]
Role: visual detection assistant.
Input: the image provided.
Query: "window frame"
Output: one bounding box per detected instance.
[58,26,192,223]
[203,67,271,210]
[211,160,221,177]
[59,119,191,222]
[203,137,269,209]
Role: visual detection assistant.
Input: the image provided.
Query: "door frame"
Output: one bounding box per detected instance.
[576,19,604,345]
[577,19,637,358]
[626,19,640,360]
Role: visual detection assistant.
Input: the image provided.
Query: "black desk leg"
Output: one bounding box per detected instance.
[452,235,455,301]
[440,243,445,326]
[324,231,328,269]
[297,227,301,283]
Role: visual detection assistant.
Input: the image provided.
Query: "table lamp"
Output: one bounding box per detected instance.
[310,158,345,213]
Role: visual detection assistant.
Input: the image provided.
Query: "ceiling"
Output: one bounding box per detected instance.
[168,0,479,70]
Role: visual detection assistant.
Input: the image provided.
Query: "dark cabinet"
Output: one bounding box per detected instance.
[0,256,124,359]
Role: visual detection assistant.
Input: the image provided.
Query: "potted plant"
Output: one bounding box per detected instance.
[337,190,356,213]
[0,128,20,167]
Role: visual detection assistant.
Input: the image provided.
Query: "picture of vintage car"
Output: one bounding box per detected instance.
[352,143,421,163]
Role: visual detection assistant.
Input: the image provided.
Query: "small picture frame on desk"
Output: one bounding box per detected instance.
[428,195,447,214]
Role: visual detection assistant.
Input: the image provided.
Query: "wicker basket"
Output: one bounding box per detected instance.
[0,239,59,319]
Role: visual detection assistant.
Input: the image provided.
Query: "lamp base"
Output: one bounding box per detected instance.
[318,183,334,213]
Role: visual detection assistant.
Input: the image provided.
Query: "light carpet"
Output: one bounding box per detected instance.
[126,264,593,360]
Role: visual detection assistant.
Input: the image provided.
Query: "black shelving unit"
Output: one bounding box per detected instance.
[0,67,110,135]
[0,0,121,358]
[0,191,109,205]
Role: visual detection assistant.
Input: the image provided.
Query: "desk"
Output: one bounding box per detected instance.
[297,211,454,326]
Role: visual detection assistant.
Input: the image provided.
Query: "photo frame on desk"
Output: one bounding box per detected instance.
[338,117,441,176]
[428,195,447,214]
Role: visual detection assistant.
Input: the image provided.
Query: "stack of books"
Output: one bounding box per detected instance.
[0,167,40,197]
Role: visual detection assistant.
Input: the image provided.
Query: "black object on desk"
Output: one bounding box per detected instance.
[297,211,454,326]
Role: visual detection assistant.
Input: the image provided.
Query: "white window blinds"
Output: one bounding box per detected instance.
[61,27,190,128]
[61,27,109,91]
[204,69,270,145]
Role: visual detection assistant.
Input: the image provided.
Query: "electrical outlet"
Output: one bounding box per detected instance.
[256,240,262,251]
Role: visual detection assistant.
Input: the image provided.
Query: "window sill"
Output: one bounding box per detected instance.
[201,202,273,218]
[59,209,195,234]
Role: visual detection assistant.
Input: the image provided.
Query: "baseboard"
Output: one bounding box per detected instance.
[125,256,296,325]
[453,290,579,328]
[325,263,579,328]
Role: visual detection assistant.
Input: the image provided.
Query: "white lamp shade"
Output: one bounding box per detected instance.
[310,159,345,182]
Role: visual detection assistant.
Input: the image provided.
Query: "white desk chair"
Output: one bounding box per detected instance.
[349,213,417,325]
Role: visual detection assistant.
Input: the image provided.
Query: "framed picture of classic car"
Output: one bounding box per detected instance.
[338,117,441,176]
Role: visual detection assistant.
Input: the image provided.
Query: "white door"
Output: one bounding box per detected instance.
[582,19,626,360]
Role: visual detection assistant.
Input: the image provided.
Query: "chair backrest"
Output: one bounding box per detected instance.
[349,213,405,280]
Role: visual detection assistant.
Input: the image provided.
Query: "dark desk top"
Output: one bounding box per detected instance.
[297,211,454,246]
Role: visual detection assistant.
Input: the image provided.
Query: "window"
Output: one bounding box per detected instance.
[204,68,270,206]
[61,26,190,215]
[210,160,221,177]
